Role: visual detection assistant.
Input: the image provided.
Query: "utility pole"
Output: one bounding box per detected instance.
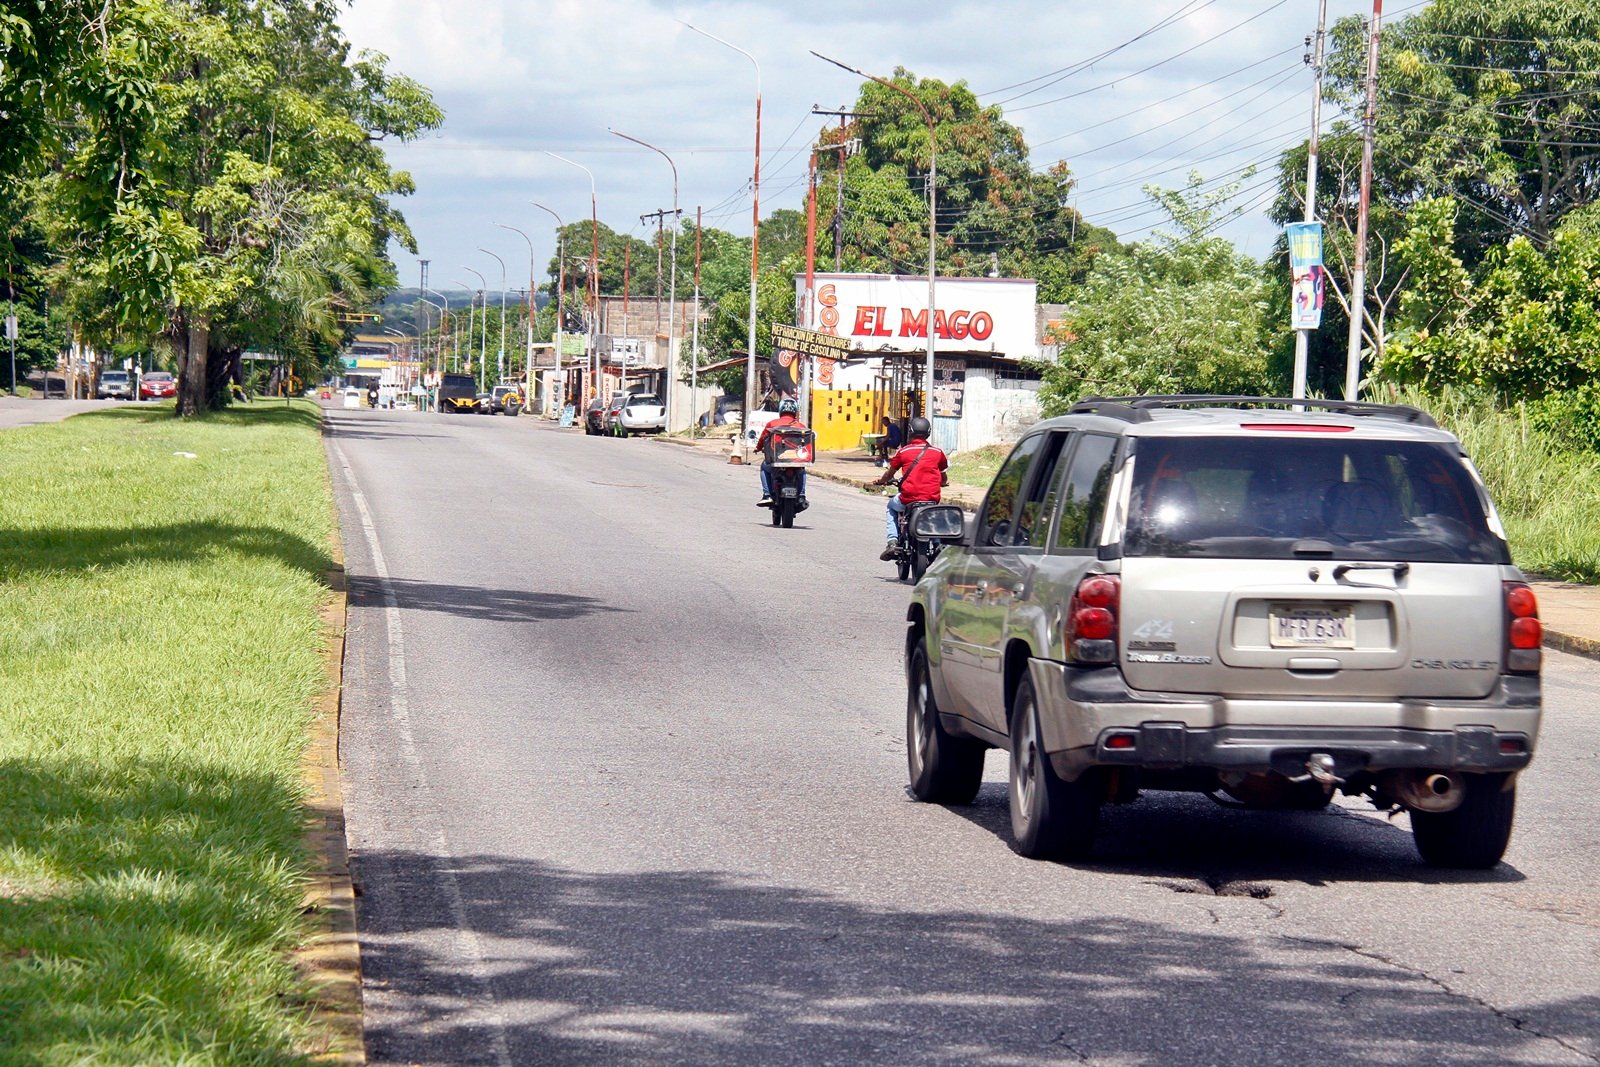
[1292,0,1329,401]
[691,205,702,436]
[812,107,870,271]
[1345,0,1383,402]
[417,260,429,354]
[815,54,938,420]
[802,147,820,426]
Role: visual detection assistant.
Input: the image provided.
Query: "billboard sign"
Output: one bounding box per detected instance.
[796,274,1038,359]
[1286,222,1325,330]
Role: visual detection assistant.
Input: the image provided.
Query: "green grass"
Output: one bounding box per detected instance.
[0,401,335,1064]
[946,443,1010,489]
[1381,385,1600,583]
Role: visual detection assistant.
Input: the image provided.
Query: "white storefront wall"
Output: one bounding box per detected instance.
[793,273,1042,452]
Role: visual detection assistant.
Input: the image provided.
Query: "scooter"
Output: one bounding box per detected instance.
[761,426,816,530]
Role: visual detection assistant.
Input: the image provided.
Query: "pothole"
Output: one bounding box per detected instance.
[1152,876,1274,899]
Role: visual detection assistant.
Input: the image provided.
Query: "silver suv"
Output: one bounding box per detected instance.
[905,396,1541,869]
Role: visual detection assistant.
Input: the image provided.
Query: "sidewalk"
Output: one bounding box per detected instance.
[656,433,1600,661]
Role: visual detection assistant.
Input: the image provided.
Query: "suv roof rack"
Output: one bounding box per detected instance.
[1068,394,1438,429]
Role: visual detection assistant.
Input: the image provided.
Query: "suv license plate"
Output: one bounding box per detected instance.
[1269,604,1356,649]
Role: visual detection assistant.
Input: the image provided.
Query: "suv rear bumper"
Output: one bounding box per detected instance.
[1028,659,1539,779]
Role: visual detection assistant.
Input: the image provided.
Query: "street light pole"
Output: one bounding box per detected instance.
[682,21,762,459]
[464,266,489,391]
[479,247,508,386]
[609,129,680,430]
[531,201,566,417]
[814,52,938,420]
[496,223,537,412]
[547,152,600,407]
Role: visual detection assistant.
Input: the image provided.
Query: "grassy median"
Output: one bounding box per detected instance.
[0,401,335,1064]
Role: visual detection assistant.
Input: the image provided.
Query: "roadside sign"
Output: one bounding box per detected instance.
[611,337,642,366]
[4,315,16,341]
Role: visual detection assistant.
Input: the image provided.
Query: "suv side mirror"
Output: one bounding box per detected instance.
[912,505,966,542]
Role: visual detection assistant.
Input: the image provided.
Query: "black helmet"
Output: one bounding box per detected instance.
[778,397,798,415]
[908,416,932,440]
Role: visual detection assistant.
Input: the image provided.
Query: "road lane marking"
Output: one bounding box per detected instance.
[329,433,515,1067]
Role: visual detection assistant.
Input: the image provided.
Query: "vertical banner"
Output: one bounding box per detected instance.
[1286,222,1325,330]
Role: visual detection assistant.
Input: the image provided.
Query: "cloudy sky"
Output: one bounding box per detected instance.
[339,0,1400,296]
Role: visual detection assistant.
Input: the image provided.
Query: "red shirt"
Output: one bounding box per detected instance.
[756,414,806,454]
[887,441,947,503]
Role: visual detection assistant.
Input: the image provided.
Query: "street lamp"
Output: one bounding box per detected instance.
[681,21,762,458]
[449,282,476,373]
[609,128,679,430]
[422,285,452,377]
[813,52,938,421]
[530,201,566,417]
[546,152,600,406]
[417,295,446,408]
[479,247,509,386]
[496,223,537,412]
[463,266,489,391]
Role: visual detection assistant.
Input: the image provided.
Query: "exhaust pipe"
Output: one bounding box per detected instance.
[1383,770,1463,813]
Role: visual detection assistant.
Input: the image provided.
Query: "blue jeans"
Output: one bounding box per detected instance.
[761,464,806,499]
[886,495,906,542]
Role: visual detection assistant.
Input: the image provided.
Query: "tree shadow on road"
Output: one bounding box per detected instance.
[350,849,1594,1066]
[348,576,631,624]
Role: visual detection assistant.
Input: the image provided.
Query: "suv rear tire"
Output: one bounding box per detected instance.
[1411,772,1516,869]
[906,641,984,804]
[1008,674,1099,860]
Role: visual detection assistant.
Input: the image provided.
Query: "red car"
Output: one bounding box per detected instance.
[140,371,176,400]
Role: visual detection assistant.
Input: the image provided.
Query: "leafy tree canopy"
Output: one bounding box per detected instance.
[1038,174,1278,413]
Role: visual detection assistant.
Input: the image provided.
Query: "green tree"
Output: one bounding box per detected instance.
[1038,174,1278,413]
[1380,197,1600,445]
[1324,0,1600,258]
[812,69,1117,289]
[32,0,440,414]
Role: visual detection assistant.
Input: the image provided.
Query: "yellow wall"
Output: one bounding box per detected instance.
[810,389,880,451]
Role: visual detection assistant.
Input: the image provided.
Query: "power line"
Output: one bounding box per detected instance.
[985,0,1223,104]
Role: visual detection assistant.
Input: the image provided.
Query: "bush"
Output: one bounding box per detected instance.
[1377,384,1600,582]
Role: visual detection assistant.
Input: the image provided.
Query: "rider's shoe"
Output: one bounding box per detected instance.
[757,496,772,507]
[879,540,898,561]
[797,497,810,512]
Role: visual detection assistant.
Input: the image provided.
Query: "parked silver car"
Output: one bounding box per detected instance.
[906,396,1541,868]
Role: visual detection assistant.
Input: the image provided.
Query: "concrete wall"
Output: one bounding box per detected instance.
[958,365,1041,452]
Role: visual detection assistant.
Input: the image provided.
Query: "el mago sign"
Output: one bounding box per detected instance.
[795,273,1038,360]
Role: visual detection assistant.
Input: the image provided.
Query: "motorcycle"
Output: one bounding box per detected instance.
[761,426,816,529]
[892,501,942,582]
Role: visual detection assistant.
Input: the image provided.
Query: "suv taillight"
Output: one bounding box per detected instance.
[1504,581,1542,673]
[1068,574,1119,664]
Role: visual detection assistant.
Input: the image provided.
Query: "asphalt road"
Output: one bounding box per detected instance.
[0,396,132,429]
[328,406,1600,1067]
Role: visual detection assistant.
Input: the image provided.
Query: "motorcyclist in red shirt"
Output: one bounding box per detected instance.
[756,397,808,508]
[872,416,947,560]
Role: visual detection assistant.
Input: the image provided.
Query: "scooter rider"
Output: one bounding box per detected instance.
[756,397,808,508]
[872,415,947,560]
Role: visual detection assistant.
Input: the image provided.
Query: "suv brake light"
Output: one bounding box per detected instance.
[1504,581,1541,673]
[1068,575,1119,664]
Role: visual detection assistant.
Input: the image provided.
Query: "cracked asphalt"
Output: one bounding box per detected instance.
[328,406,1600,1066]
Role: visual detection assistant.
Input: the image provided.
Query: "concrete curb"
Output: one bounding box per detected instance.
[1542,629,1600,662]
[294,572,365,1054]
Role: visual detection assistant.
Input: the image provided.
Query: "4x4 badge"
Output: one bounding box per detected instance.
[1128,618,1177,653]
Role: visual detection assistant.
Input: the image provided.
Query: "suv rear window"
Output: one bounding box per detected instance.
[1123,435,1507,563]
[627,395,660,406]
